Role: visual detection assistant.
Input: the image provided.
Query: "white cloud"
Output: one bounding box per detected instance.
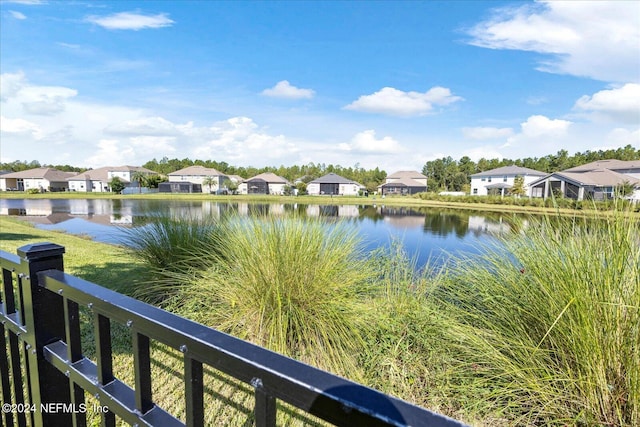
[9,10,26,19]
[462,126,514,140]
[606,127,640,146]
[0,71,27,100]
[344,86,462,116]
[57,42,81,50]
[526,96,548,106]
[467,1,640,83]
[482,115,574,154]
[0,115,42,138]
[86,12,174,31]
[261,81,315,99]
[574,83,640,124]
[85,139,135,167]
[1,72,78,115]
[339,130,403,154]
[193,117,297,163]
[520,115,571,138]
[105,116,184,136]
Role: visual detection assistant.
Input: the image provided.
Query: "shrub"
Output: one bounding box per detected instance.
[161,215,374,375]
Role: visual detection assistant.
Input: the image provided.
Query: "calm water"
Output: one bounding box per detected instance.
[0,198,519,266]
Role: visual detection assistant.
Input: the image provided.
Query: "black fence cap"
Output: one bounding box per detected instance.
[18,242,66,260]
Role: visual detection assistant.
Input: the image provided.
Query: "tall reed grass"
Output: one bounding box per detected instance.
[121,212,226,303]
[434,212,639,425]
[141,214,374,375]
[360,242,456,413]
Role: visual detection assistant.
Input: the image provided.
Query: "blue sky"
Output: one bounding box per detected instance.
[1,0,638,171]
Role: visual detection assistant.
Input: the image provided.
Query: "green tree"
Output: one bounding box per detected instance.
[222,178,239,195]
[109,177,126,194]
[295,182,308,195]
[202,176,217,194]
[510,175,526,197]
[615,181,635,198]
[131,171,147,193]
[145,175,167,188]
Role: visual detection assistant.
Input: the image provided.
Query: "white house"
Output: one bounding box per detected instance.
[470,165,547,197]
[67,166,157,192]
[165,166,228,194]
[307,173,365,196]
[0,167,76,192]
[238,172,290,195]
[378,171,427,195]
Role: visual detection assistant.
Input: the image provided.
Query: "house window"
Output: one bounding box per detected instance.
[503,176,508,182]
[488,177,492,183]
[473,188,478,195]
[481,178,486,182]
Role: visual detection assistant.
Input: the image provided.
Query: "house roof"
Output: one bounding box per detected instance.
[471,165,547,178]
[226,174,244,183]
[310,173,362,185]
[68,166,156,182]
[563,159,640,172]
[168,165,225,176]
[1,167,76,181]
[532,169,640,188]
[69,168,110,182]
[379,178,427,188]
[557,169,640,187]
[245,172,289,184]
[387,170,427,180]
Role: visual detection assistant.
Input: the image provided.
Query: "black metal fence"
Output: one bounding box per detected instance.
[1,242,467,427]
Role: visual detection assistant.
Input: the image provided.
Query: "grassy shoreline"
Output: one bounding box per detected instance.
[3,190,636,218]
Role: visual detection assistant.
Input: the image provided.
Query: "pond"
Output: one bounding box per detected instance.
[0,198,521,267]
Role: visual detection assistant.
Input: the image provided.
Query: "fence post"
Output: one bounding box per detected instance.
[18,242,72,427]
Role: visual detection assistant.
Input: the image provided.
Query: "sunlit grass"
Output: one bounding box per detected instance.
[159,214,374,376]
[120,211,226,303]
[433,211,640,425]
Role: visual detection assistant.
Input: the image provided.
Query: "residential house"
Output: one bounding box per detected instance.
[306,173,365,196]
[470,165,547,197]
[162,166,228,194]
[67,166,157,192]
[529,160,640,201]
[238,172,290,195]
[0,167,76,192]
[378,170,427,195]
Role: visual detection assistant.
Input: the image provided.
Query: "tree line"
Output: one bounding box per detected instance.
[2,144,638,193]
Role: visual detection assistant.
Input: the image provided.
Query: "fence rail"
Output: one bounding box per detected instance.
[1,242,466,427]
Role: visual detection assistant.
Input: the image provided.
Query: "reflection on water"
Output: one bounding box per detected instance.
[1,198,520,265]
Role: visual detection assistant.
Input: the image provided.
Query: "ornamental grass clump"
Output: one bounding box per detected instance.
[121,211,226,303]
[168,215,374,376]
[435,211,640,425]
